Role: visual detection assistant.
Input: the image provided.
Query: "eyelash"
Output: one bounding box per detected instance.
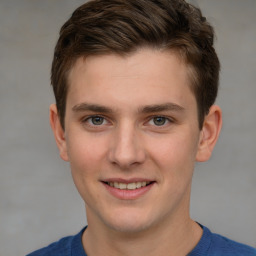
[82,115,109,126]
[82,115,173,128]
[147,116,173,127]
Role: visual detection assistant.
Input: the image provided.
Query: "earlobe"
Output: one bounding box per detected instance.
[49,104,69,162]
[196,105,222,162]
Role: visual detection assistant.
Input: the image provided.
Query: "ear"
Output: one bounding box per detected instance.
[49,104,69,162]
[196,105,222,162]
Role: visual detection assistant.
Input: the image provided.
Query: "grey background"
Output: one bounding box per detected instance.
[0,0,255,255]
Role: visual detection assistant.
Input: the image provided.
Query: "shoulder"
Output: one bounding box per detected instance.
[189,224,256,256]
[26,235,74,256]
[26,227,86,256]
[26,236,72,256]
[209,231,256,256]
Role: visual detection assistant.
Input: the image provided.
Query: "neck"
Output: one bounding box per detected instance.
[82,213,202,256]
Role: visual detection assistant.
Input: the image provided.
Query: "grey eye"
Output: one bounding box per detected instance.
[91,116,104,125]
[153,116,167,126]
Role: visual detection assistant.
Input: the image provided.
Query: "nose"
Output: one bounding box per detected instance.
[108,123,146,169]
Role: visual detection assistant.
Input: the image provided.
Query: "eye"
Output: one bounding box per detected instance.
[85,116,107,126]
[153,116,167,126]
[149,116,168,126]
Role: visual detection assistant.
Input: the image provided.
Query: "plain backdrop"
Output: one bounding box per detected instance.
[0,1,255,255]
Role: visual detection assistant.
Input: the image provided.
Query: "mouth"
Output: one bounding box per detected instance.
[104,181,153,190]
[102,179,155,200]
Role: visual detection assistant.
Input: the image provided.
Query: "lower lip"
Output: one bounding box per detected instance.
[102,182,155,200]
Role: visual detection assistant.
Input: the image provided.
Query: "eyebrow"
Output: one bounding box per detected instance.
[72,103,114,113]
[140,103,185,113]
[72,102,184,114]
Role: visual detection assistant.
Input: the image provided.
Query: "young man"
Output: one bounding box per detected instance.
[28,0,256,255]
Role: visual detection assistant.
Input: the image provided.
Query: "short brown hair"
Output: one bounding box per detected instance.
[51,0,220,129]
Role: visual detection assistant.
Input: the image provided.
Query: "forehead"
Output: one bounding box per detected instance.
[67,48,196,110]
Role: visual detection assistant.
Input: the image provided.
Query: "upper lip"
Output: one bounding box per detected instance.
[102,178,155,183]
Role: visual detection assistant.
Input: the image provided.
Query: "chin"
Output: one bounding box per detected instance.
[102,210,157,234]
[108,221,151,234]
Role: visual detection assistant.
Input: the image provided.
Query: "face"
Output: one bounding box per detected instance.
[52,48,213,234]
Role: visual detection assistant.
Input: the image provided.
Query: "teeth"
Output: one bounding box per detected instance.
[119,183,127,189]
[108,181,150,190]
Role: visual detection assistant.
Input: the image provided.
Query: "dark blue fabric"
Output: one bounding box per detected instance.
[26,227,87,256]
[27,225,256,256]
[189,225,256,256]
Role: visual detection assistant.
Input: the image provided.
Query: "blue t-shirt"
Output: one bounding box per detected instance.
[27,225,256,256]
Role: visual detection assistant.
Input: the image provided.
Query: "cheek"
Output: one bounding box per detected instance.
[66,133,108,195]
[152,133,197,159]
[148,131,199,179]
[67,132,107,169]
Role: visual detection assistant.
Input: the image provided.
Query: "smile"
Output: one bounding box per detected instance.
[107,181,151,190]
[102,180,155,200]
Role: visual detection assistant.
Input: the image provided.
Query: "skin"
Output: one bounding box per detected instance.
[50,48,222,256]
